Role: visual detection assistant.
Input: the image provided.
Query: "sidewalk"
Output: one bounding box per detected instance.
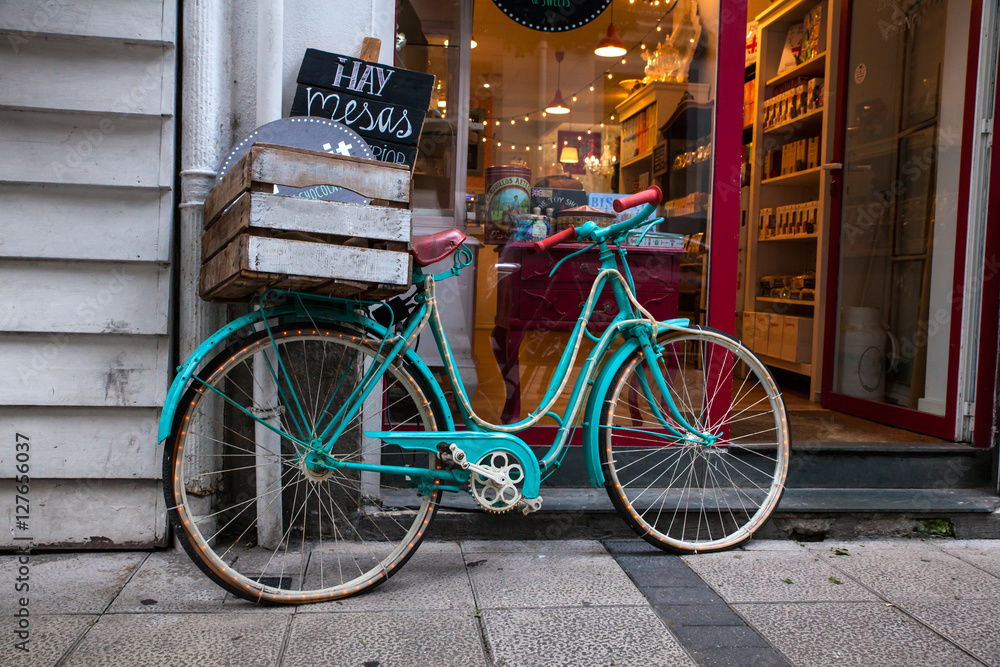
[2,538,998,666]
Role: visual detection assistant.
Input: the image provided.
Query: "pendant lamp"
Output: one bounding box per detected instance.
[545,51,571,115]
[595,3,627,58]
[559,145,579,163]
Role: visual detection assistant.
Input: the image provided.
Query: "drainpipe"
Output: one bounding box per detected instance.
[178,0,229,360]
[175,0,230,547]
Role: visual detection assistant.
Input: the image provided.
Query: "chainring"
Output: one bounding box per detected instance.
[469,451,525,513]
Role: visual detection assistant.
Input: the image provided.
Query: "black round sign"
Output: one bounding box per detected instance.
[491,0,611,32]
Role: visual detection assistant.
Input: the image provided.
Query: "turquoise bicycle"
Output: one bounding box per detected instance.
[161,186,790,604]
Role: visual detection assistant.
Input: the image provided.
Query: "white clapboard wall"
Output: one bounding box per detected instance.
[0,0,175,548]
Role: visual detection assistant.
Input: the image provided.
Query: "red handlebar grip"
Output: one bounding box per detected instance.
[533,226,576,252]
[612,185,662,213]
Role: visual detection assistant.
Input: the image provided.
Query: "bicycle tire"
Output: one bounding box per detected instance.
[599,326,789,553]
[163,322,445,604]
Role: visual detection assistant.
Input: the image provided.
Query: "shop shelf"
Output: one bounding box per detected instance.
[766,52,827,88]
[756,296,816,306]
[757,233,819,242]
[763,106,824,136]
[755,353,812,376]
[761,166,823,187]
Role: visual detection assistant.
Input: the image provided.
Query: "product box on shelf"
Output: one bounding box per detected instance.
[767,314,784,359]
[781,315,813,364]
[754,312,771,355]
[746,21,759,66]
[530,188,588,217]
[807,136,820,169]
[741,311,756,350]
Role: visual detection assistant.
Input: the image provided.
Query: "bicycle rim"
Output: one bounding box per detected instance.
[600,327,789,553]
[164,325,442,604]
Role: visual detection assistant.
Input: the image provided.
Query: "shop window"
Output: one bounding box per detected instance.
[464,0,719,425]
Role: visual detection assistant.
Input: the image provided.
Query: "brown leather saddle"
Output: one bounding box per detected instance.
[409,228,467,267]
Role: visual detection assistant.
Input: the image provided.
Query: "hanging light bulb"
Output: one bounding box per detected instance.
[595,3,627,58]
[545,51,571,114]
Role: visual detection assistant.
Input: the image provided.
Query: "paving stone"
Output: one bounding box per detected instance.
[733,602,981,667]
[642,584,726,606]
[0,553,146,614]
[653,602,748,628]
[899,599,1000,666]
[614,554,707,588]
[482,606,696,667]
[107,552,227,613]
[462,539,608,554]
[682,551,877,603]
[827,547,1000,601]
[283,610,487,666]
[301,541,476,613]
[63,612,288,667]
[602,538,665,556]
[670,625,771,650]
[737,540,808,552]
[939,541,1000,579]
[688,647,790,667]
[0,614,96,667]
[467,551,647,609]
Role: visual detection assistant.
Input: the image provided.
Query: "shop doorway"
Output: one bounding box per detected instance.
[822,0,980,440]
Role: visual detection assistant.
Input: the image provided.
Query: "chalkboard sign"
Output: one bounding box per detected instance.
[297,49,434,110]
[491,0,611,32]
[290,49,436,168]
[652,143,668,176]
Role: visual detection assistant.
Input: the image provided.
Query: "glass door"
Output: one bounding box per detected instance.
[823,0,977,438]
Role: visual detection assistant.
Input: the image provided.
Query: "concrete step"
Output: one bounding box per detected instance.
[426,487,1000,542]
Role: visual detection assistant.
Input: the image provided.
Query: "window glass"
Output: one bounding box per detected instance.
[465,0,720,423]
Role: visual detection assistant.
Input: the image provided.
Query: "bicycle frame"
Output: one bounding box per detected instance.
[158,213,703,495]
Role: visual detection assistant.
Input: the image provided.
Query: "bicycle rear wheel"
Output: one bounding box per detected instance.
[164,323,444,604]
[599,326,789,553]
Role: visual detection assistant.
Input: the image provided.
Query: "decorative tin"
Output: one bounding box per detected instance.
[484,165,531,243]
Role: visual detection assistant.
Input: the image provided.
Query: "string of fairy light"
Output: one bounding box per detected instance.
[487,2,680,153]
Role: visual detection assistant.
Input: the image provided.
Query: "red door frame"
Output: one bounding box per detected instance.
[706,0,747,337]
[973,41,1000,449]
[820,0,986,442]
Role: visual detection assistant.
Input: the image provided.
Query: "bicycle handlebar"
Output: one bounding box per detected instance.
[613,185,662,212]
[533,226,576,252]
[531,186,663,253]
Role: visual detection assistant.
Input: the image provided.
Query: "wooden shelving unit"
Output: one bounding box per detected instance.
[744,0,840,401]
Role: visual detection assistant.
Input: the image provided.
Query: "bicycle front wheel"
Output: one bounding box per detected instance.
[164,324,444,604]
[599,326,789,553]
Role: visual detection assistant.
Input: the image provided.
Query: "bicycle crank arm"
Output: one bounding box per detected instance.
[366,430,541,499]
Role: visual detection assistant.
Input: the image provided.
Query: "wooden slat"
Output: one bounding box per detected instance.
[248,236,410,286]
[0,261,169,334]
[0,109,169,187]
[0,35,173,115]
[200,235,412,301]
[0,479,165,549]
[251,143,411,203]
[203,150,251,227]
[0,0,171,42]
[0,183,170,261]
[0,406,161,478]
[201,191,411,261]
[0,333,168,406]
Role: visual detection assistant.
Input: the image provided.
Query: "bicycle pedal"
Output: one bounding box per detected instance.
[517,497,543,515]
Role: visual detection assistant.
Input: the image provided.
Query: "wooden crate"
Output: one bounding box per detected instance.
[200,143,413,302]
